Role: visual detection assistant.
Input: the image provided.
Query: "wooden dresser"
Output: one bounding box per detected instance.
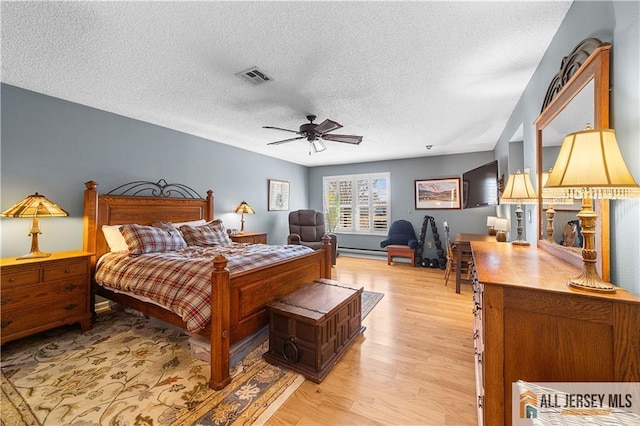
[470,242,640,426]
[1,251,93,345]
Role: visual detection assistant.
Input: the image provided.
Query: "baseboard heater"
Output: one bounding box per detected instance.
[339,247,386,258]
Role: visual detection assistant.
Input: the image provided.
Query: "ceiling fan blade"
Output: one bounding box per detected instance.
[262,126,300,134]
[321,134,363,145]
[267,136,304,145]
[313,119,342,135]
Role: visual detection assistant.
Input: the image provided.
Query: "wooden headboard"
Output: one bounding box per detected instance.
[83,179,214,262]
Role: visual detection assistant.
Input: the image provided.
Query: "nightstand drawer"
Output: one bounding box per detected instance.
[1,269,40,287]
[44,260,89,281]
[1,279,87,310]
[230,232,268,244]
[1,294,88,337]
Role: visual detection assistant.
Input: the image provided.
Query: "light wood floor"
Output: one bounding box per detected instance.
[266,255,478,426]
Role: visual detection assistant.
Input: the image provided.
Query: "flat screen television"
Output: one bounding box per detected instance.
[462,160,499,208]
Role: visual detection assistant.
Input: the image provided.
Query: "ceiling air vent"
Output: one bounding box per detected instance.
[235,67,272,85]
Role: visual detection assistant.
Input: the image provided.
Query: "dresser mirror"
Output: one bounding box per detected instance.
[534,39,611,281]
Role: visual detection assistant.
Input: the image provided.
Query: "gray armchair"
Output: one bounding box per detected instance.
[287,209,337,265]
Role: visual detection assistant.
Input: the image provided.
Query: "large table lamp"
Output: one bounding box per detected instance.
[499,171,538,246]
[1,193,69,259]
[232,201,255,234]
[543,126,640,293]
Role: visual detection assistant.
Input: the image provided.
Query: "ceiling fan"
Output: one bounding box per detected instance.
[264,115,363,153]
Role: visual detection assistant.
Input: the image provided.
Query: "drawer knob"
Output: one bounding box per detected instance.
[65,284,78,291]
[1,320,12,328]
[64,269,71,273]
[8,278,15,283]
[282,337,300,364]
[1,297,12,305]
[64,303,78,311]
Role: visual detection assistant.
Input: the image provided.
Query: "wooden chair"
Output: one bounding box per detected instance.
[443,221,472,286]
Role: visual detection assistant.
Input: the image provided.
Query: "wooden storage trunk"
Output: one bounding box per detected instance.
[263,278,364,383]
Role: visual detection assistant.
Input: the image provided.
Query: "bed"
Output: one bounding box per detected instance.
[82,179,332,390]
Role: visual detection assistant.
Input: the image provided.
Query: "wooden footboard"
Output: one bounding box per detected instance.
[83,180,331,390]
[208,239,330,389]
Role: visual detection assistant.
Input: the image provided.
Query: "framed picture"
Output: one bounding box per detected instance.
[268,179,290,211]
[415,177,461,210]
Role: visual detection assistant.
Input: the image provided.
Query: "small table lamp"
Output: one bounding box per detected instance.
[232,201,255,234]
[1,193,69,259]
[500,171,538,245]
[494,217,509,242]
[486,216,497,235]
[543,126,640,293]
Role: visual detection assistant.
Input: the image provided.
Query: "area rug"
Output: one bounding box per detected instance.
[361,290,384,320]
[1,312,303,426]
[1,291,384,426]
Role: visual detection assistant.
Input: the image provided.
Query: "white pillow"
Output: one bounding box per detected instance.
[171,219,207,228]
[102,225,129,252]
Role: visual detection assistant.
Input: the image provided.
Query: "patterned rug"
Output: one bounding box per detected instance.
[1,313,302,426]
[1,291,384,426]
[361,290,384,320]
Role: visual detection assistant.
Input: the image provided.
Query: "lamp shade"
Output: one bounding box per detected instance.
[494,217,509,232]
[543,128,640,200]
[311,139,327,153]
[232,201,255,215]
[1,193,68,259]
[486,216,497,227]
[500,171,538,204]
[1,193,69,218]
[541,170,574,205]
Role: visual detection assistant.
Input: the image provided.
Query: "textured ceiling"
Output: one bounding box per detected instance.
[1,1,572,167]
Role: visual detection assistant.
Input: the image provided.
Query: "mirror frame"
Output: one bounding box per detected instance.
[534,39,611,281]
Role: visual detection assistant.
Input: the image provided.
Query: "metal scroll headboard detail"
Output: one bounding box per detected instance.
[540,38,607,112]
[105,179,203,199]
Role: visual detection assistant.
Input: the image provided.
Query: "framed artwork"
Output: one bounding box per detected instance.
[415,177,461,210]
[268,179,290,211]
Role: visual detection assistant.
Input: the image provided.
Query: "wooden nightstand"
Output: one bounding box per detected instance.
[230,232,268,244]
[1,250,93,345]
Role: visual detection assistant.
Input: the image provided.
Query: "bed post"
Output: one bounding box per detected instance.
[205,190,214,221]
[321,234,332,279]
[209,254,232,390]
[84,181,99,316]
[83,181,98,257]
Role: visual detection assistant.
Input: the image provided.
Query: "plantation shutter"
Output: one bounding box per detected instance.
[322,173,390,235]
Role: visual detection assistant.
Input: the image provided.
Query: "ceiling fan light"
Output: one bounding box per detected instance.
[311,139,327,153]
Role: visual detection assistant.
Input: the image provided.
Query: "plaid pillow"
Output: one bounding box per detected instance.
[180,219,232,246]
[120,224,187,254]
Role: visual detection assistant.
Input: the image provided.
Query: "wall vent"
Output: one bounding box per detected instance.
[235,67,272,85]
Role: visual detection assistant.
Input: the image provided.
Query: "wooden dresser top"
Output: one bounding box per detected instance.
[471,241,640,304]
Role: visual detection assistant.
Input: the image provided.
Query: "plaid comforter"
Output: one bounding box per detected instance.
[95,244,314,333]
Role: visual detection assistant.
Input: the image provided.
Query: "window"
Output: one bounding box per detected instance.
[323,172,390,234]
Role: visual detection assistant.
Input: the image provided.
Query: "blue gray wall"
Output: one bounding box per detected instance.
[494,0,640,294]
[0,85,309,253]
[309,153,498,260]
